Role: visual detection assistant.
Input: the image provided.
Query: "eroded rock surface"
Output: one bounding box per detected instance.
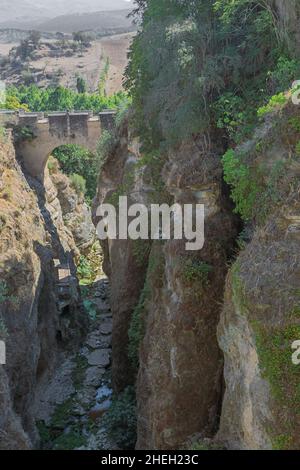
[0,134,85,448]
[93,122,238,449]
[217,100,300,450]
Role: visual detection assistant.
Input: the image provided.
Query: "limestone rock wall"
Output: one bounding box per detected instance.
[217,99,300,450]
[136,137,237,449]
[0,133,85,449]
[46,161,95,255]
[93,123,151,392]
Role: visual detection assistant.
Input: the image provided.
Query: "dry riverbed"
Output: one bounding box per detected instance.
[33,277,117,450]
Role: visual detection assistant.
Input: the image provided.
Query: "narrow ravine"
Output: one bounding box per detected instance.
[33,275,117,450]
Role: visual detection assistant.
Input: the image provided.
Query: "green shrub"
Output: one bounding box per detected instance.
[115,95,132,128]
[268,56,300,93]
[223,146,286,222]
[214,92,256,144]
[296,141,300,157]
[52,429,86,450]
[76,255,93,283]
[102,386,137,449]
[69,173,86,196]
[253,322,300,449]
[182,259,213,285]
[51,398,75,430]
[72,354,89,390]
[222,149,262,221]
[47,155,60,174]
[257,92,287,118]
[125,0,288,152]
[76,76,87,94]
[21,70,34,85]
[53,145,96,202]
[289,117,300,133]
[96,130,117,171]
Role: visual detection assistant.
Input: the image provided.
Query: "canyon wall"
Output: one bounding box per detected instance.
[217,98,300,450]
[93,121,238,448]
[0,133,92,449]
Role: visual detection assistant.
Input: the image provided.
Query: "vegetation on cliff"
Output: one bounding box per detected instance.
[125,0,300,153]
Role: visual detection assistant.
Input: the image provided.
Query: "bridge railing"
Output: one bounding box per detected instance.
[0,109,116,119]
[0,109,117,132]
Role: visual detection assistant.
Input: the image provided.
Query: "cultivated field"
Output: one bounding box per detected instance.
[0,32,134,94]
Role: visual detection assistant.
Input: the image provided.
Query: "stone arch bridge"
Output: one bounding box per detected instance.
[0,109,116,177]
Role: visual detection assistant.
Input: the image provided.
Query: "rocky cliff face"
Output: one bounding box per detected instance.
[93,121,238,449]
[217,98,300,450]
[0,133,89,449]
[46,158,95,256]
[135,137,238,449]
[93,124,152,393]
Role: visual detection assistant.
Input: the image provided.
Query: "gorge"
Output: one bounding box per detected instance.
[1,0,300,451]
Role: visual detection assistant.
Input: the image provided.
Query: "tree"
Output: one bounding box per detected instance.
[72,32,92,48]
[16,39,31,60]
[28,30,41,48]
[76,76,87,94]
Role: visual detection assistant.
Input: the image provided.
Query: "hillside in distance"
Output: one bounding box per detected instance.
[0,0,134,29]
[34,9,135,34]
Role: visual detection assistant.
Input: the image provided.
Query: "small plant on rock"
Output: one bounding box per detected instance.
[182,259,213,285]
[69,174,86,196]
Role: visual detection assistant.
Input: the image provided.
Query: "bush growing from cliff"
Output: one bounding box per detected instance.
[182,259,213,285]
[222,149,262,221]
[125,0,287,151]
[222,146,286,222]
[69,173,86,196]
[96,130,117,172]
[257,92,287,118]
